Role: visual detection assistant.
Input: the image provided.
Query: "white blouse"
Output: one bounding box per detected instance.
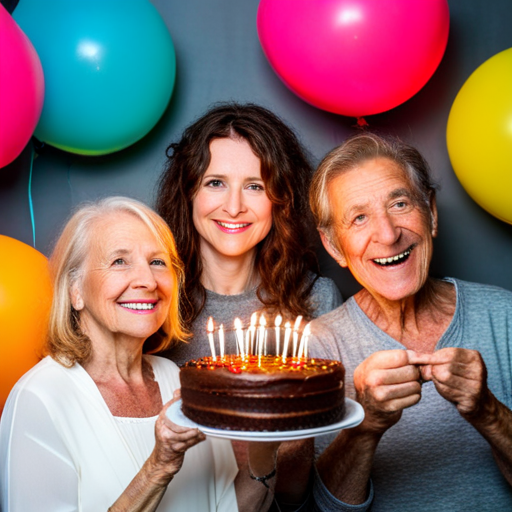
[0,355,238,511]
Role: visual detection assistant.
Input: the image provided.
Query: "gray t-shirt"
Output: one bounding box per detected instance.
[165,276,342,367]
[308,278,512,511]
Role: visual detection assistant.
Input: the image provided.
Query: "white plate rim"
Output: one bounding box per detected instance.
[167,398,364,442]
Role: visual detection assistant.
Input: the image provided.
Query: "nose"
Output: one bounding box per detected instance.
[222,187,247,217]
[373,212,401,245]
[131,261,158,291]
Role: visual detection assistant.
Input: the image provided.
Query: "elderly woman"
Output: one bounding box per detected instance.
[306,134,512,511]
[0,197,280,511]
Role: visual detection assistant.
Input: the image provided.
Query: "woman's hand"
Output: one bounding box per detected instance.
[109,390,206,511]
[148,390,206,487]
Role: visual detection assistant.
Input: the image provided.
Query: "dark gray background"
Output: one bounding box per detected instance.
[1,0,512,300]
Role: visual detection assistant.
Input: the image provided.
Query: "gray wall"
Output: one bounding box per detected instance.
[1,0,512,300]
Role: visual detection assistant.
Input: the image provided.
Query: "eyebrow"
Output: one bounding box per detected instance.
[202,173,264,182]
[342,188,414,223]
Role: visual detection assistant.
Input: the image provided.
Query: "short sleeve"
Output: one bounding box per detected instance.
[310,277,343,318]
[309,467,374,512]
[0,388,79,511]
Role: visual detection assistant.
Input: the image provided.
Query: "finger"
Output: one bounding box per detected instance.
[170,433,206,452]
[370,380,422,404]
[365,365,421,388]
[406,350,435,365]
[427,348,481,367]
[431,362,484,386]
[419,364,433,381]
[366,350,411,370]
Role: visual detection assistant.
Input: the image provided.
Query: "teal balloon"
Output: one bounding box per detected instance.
[14,0,176,155]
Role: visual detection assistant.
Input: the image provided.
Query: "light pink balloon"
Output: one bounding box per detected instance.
[0,4,44,168]
[257,0,449,118]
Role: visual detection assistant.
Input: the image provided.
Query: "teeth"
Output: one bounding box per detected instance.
[120,303,155,310]
[217,221,250,229]
[374,248,412,265]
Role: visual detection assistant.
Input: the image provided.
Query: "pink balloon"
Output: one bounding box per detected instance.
[0,4,44,168]
[257,0,449,118]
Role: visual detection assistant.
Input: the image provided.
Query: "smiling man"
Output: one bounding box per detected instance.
[306,133,512,511]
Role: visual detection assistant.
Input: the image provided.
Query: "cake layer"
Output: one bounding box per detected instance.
[179,355,345,431]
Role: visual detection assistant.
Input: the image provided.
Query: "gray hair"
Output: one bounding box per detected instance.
[310,133,438,238]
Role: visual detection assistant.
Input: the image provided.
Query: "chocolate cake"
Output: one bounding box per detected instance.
[179,355,345,431]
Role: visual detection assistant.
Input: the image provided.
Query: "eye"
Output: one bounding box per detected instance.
[112,258,125,266]
[151,259,167,267]
[352,214,367,225]
[246,183,265,191]
[205,179,224,188]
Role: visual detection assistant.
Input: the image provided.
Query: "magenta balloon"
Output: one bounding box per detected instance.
[257,0,449,117]
[0,4,44,168]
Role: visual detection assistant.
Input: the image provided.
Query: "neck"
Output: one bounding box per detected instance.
[355,278,456,352]
[200,248,259,295]
[80,325,146,384]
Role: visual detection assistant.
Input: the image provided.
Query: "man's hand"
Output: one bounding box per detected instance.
[354,349,423,435]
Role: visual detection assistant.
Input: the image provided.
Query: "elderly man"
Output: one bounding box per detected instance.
[307,133,512,511]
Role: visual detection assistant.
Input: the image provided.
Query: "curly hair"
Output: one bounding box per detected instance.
[155,103,320,328]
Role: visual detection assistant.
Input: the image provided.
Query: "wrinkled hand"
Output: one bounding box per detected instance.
[408,348,491,420]
[150,390,206,485]
[354,350,422,434]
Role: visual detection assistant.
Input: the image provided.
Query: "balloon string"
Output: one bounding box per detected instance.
[28,144,36,248]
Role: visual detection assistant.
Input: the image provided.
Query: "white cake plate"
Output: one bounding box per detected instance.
[167,398,364,442]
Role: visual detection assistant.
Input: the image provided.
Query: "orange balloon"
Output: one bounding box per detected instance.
[0,235,52,414]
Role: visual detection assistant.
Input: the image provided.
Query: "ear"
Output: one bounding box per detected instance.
[70,280,84,311]
[319,230,348,268]
[429,192,438,238]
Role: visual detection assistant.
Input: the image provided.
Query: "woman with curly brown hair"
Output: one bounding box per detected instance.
[156,103,341,366]
[155,103,341,511]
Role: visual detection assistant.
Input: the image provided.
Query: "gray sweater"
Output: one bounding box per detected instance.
[308,278,512,511]
[164,276,342,367]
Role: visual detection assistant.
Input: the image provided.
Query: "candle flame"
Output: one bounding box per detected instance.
[303,323,311,336]
[293,315,303,331]
[234,317,242,330]
[250,312,258,326]
[207,316,214,332]
[259,314,267,327]
[285,321,291,329]
[275,314,282,327]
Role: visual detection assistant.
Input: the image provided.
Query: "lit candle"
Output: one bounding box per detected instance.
[234,318,245,359]
[250,312,257,354]
[274,315,282,356]
[292,315,303,358]
[207,316,217,360]
[258,315,267,356]
[219,324,225,359]
[282,321,292,362]
[297,322,310,359]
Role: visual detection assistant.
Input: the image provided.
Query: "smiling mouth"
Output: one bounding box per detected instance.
[373,245,415,266]
[216,221,251,229]
[119,303,156,310]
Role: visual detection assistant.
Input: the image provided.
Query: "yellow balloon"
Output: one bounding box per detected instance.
[447,48,512,224]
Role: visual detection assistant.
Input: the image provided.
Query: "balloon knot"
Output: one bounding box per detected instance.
[354,117,369,129]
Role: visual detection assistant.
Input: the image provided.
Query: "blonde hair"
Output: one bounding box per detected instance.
[310,133,438,239]
[46,196,188,367]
